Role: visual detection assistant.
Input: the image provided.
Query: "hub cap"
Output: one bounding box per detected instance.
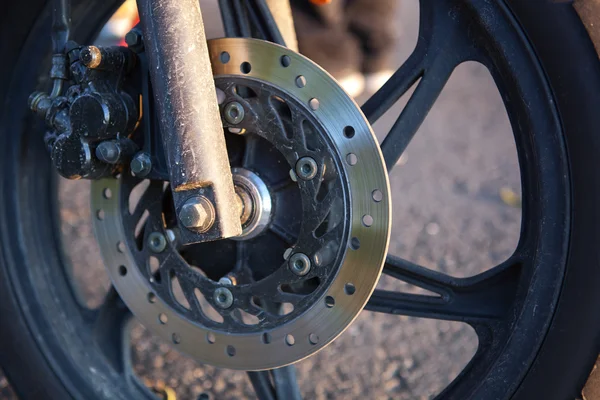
[91,38,391,370]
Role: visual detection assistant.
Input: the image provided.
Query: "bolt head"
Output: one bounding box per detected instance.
[147,232,167,253]
[125,31,142,47]
[80,46,102,69]
[130,152,151,177]
[214,287,234,309]
[224,102,245,125]
[179,196,215,232]
[289,253,311,276]
[96,141,121,164]
[295,157,318,180]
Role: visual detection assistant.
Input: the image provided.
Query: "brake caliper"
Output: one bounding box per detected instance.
[28,43,139,179]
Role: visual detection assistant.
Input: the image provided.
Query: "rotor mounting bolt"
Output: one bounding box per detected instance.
[148,232,167,253]
[179,196,216,233]
[224,102,245,125]
[295,157,318,180]
[96,141,122,164]
[130,152,152,177]
[289,253,311,276]
[214,287,234,309]
[80,46,102,69]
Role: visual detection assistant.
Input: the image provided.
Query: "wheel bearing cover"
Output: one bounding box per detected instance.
[91,38,391,370]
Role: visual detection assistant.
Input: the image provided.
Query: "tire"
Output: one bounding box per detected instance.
[1,1,600,399]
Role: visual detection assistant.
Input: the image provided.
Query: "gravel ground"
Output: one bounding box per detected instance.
[0,1,527,399]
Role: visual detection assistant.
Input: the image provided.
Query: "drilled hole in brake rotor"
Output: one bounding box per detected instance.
[118,77,349,334]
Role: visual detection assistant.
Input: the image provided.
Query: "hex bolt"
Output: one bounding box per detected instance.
[289,253,311,276]
[130,152,152,177]
[148,232,167,253]
[96,141,122,164]
[214,287,234,309]
[125,30,143,48]
[179,196,216,233]
[80,46,102,69]
[295,157,318,180]
[224,102,245,125]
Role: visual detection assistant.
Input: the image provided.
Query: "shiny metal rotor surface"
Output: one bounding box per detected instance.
[91,38,391,370]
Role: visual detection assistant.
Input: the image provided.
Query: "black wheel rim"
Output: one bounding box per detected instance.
[0,0,569,399]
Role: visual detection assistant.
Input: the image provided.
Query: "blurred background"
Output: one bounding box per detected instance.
[0,0,525,399]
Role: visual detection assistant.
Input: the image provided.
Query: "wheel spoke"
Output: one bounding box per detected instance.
[361,37,427,124]
[271,366,302,400]
[91,287,133,373]
[379,63,453,170]
[247,371,276,400]
[362,0,476,171]
[247,366,302,400]
[365,255,522,324]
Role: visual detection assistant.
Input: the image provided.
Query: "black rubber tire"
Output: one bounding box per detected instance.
[1,1,600,399]
[507,2,600,399]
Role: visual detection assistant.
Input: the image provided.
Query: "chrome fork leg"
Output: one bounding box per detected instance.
[137,0,242,244]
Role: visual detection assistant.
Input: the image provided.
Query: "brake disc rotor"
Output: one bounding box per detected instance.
[91,38,391,370]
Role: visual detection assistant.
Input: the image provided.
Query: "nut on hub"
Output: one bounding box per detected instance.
[224,102,245,125]
[214,287,234,309]
[296,157,318,180]
[289,253,311,276]
[147,232,167,253]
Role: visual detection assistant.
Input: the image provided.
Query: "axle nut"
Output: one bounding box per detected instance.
[179,196,216,233]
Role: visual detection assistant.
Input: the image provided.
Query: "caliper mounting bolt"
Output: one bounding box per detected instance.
[130,152,152,177]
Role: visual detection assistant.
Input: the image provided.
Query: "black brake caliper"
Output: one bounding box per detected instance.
[28,42,140,179]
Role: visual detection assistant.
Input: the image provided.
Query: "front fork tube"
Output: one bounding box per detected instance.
[137,0,297,245]
[137,0,242,244]
[265,0,298,52]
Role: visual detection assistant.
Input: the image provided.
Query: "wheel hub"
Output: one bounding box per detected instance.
[91,38,391,370]
[231,167,272,240]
